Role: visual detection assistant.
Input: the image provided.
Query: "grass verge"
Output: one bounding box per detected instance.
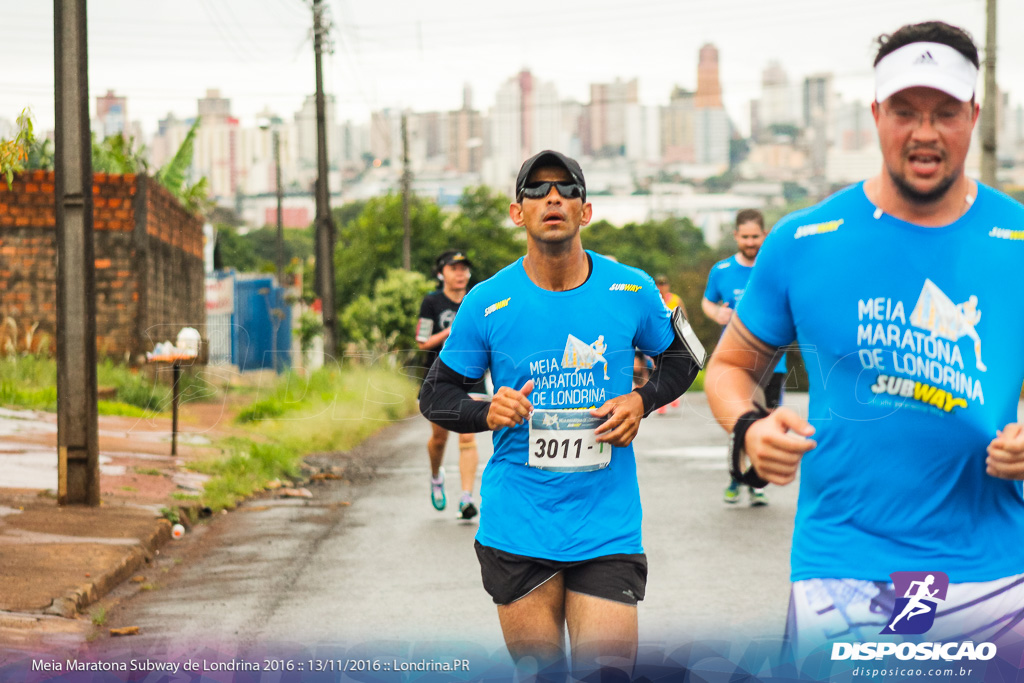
[190,364,419,512]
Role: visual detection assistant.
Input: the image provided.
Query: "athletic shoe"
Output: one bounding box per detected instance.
[749,488,768,507]
[430,467,446,511]
[458,500,478,521]
[723,480,740,504]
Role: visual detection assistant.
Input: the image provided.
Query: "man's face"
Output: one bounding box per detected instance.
[441,262,470,290]
[872,86,979,204]
[509,165,592,245]
[734,221,766,260]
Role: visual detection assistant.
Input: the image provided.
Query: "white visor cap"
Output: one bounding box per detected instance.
[875,41,978,102]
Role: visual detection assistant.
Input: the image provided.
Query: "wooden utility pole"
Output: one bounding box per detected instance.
[401,112,411,271]
[313,0,336,354]
[980,0,997,186]
[54,0,99,506]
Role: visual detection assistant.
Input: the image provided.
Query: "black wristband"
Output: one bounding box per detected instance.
[729,406,770,488]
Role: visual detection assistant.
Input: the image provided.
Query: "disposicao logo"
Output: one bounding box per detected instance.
[881,571,948,635]
[831,571,997,663]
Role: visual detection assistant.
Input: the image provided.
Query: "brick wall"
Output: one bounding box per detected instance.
[0,170,204,360]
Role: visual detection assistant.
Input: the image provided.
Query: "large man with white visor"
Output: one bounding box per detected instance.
[705,20,1024,658]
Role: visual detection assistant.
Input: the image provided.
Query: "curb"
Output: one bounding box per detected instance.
[43,518,173,618]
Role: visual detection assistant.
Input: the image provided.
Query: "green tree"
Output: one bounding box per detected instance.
[214,224,259,272]
[26,136,54,171]
[445,185,525,283]
[92,133,148,175]
[340,268,434,359]
[333,193,448,310]
[581,216,711,275]
[245,224,315,272]
[0,109,34,186]
[154,118,212,215]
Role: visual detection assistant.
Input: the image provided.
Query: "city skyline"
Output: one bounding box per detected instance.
[2,0,1021,139]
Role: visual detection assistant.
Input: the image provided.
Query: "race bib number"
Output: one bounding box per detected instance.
[527,410,610,472]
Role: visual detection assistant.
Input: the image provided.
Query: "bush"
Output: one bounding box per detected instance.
[340,268,434,358]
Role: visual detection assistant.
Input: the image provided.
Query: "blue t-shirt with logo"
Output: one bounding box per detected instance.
[705,254,787,373]
[441,252,674,560]
[737,181,1024,583]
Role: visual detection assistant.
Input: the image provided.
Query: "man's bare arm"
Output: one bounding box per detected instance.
[705,316,816,485]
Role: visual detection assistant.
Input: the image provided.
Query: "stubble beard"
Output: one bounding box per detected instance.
[887,163,959,206]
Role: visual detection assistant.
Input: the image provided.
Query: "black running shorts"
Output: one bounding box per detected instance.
[474,541,648,606]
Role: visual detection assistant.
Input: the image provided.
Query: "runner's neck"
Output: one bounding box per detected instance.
[734,252,756,268]
[864,174,977,227]
[442,285,467,304]
[523,245,590,292]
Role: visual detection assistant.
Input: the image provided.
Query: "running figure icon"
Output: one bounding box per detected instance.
[887,574,939,632]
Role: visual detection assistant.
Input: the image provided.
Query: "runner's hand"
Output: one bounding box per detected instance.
[745,407,816,485]
[716,304,733,326]
[987,423,1024,479]
[591,391,644,447]
[486,380,534,431]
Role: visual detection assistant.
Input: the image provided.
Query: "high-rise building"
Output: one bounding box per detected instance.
[802,74,834,130]
[96,90,127,139]
[760,61,797,130]
[803,73,835,182]
[194,89,239,200]
[447,86,483,174]
[370,108,401,166]
[661,87,696,163]
[695,44,723,109]
[588,78,638,155]
[486,70,563,190]
[296,94,340,171]
[197,89,231,122]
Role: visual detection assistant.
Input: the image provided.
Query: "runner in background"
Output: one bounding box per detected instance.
[416,250,484,520]
[702,209,782,506]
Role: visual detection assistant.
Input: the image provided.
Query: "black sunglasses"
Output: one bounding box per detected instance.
[519,181,584,201]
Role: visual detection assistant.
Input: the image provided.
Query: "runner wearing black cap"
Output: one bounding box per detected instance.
[416,250,484,520]
[420,150,702,679]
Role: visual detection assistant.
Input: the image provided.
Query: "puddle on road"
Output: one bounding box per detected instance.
[0,452,119,490]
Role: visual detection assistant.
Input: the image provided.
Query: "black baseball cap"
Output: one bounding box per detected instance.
[437,250,473,269]
[515,150,587,202]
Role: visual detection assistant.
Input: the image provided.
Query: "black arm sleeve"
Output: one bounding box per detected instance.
[419,358,491,433]
[634,335,701,417]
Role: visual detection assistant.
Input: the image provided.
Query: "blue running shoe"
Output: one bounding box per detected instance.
[430,467,446,511]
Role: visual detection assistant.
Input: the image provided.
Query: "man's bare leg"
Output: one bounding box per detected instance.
[428,422,449,478]
[565,591,638,682]
[497,573,568,681]
[457,433,478,496]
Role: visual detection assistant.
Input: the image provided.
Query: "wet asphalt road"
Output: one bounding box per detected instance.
[84,392,803,664]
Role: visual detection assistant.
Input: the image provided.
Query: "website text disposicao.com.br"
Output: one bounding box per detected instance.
[851,665,976,678]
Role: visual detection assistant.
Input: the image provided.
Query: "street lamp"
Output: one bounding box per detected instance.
[259,119,285,287]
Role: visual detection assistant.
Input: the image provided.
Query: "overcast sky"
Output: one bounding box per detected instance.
[1,0,1021,139]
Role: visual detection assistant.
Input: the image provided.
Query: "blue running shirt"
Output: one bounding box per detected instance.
[705,254,787,373]
[737,182,1024,583]
[441,252,674,560]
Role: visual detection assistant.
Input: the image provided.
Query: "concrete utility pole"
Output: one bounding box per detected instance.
[313,0,336,355]
[980,0,998,187]
[54,0,99,506]
[401,112,411,271]
[273,128,284,286]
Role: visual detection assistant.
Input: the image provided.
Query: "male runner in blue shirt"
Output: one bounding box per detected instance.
[706,21,1024,658]
[420,150,700,680]
[702,208,784,506]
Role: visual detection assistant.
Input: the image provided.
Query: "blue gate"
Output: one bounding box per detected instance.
[232,276,292,372]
